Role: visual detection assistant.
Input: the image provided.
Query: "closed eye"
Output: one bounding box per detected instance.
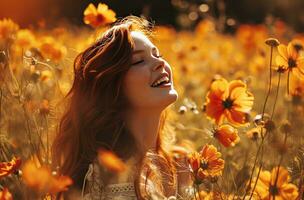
[132,60,144,65]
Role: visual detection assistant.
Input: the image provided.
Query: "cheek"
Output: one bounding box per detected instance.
[123,67,151,105]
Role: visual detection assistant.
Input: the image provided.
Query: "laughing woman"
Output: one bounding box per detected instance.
[52,16,192,200]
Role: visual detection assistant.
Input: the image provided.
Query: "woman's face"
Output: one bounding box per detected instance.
[123,31,178,110]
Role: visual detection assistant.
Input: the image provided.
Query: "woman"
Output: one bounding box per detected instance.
[52,16,192,200]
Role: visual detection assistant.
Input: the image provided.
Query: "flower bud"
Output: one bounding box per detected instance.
[280,120,292,133]
[0,51,7,65]
[178,105,187,114]
[264,119,276,132]
[265,38,280,47]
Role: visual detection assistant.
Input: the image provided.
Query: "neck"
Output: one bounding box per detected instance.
[124,108,163,158]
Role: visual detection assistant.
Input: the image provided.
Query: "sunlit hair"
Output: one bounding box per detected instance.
[51,16,176,198]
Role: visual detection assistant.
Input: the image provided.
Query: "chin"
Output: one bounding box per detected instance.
[162,89,178,108]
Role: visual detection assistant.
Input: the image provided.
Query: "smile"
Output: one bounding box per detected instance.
[151,73,171,88]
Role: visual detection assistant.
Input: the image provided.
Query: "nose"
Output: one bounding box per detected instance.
[152,59,165,71]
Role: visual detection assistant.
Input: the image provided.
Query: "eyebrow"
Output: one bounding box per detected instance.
[132,49,145,55]
[132,47,159,55]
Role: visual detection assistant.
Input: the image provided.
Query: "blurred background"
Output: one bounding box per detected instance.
[1,0,304,32]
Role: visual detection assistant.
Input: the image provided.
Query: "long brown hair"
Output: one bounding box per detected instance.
[52,16,176,198]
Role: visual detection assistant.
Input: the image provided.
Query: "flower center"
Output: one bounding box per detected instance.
[222,98,233,109]
[269,184,279,196]
[288,58,297,68]
[97,14,106,22]
[200,160,209,170]
[293,44,303,52]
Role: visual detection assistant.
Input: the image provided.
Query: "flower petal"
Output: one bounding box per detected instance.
[277,44,288,60]
[287,42,298,60]
[275,55,288,69]
[270,167,289,187]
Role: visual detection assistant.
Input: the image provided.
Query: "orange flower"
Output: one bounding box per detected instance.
[98,149,126,173]
[213,124,240,147]
[22,160,73,194]
[39,36,67,63]
[275,41,304,79]
[0,18,19,40]
[236,24,267,53]
[246,127,266,140]
[188,145,225,183]
[188,151,201,172]
[290,75,304,97]
[83,3,117,28]
[15,29,36,49]
[0,157,21,178]
[0,188,12,200]
[39,99,50,115]
[197,145,225,179]
[205,78,254,126]
[253,167,299,200]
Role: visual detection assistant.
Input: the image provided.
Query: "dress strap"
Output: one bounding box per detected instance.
[81,163,93,197]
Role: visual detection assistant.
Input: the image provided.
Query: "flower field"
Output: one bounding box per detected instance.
[0,2,304,200]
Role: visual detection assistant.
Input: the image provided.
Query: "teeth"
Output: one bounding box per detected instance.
[152,76,169,87]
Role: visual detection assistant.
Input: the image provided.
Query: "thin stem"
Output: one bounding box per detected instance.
[261,46,274,120]
[196,184,202,200]
[271,73,281,120]
[44,114,49,165]
[249,135,267,200]
[287,71,290,95]
[242,129,267,200]
[274,131,288,188]
[193,183,199,200]
[243,45,274,200]
[249,163,263,199]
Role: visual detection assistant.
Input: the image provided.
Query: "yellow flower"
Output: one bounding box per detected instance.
[290,75,304,97]
[98,149,126,173]
[38,36,67,63]
[205,78,254,126]
[0,18,19,40]
[40,70,53,82]
[0,157,21,178]
[188,151,201,172]
[197,144,225,179]
[236,24,267,53]
[246,127,266,140]
[213,124,240,147]
[188,145,225,184]
[15,29,36,49]
[0,188,12,200]
[22,160,73,194]
[275,42,304,79]
[253,167,299,200]
[83,3,117,28]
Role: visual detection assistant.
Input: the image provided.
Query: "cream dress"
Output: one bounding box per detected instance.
[81,152,194,200]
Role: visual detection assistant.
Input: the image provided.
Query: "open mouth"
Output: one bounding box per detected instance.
[150,74,171,88]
